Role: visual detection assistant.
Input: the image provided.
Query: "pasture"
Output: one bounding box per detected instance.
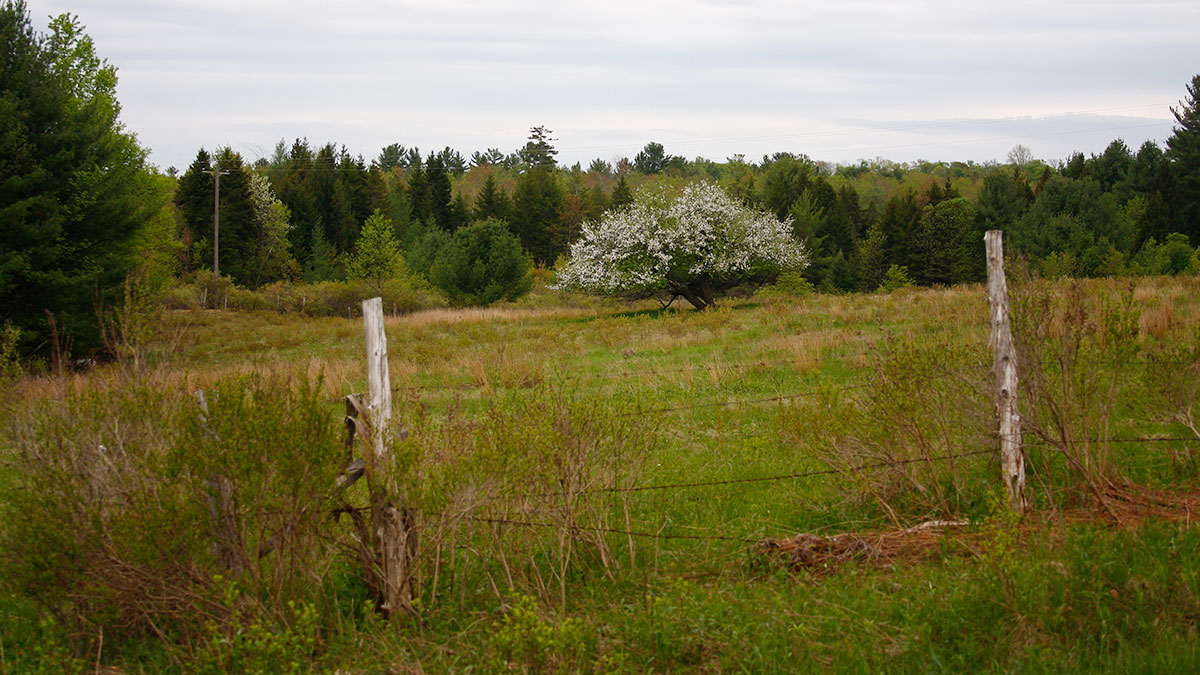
[2,276,1199,672]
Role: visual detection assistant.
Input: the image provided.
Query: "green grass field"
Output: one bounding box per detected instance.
[2,276,1199,673]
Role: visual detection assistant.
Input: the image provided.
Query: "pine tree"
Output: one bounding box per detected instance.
[474,174,512,222]
[518,126,558,169]
[303,227,338,283]
[610,175,633,210]
[512,167,563,264]
[1,3,157,352]
[212,148,256,285]
[1167,74,1200,241]
[425,153,454,229]
[344,210,405,291]
[175,149,214,269]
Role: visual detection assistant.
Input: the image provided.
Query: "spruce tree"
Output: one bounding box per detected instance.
[610,175,634,210]
[1,2,157,352]
[344,210,405,291]
[474,174,512,222]
[176,149,214,269]
[512,167,563,264]
[1166,74,1200,240]
[425,154,454,229]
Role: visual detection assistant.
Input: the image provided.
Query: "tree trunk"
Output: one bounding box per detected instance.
[676,281,713,310]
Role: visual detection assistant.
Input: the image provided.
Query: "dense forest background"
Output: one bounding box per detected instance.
[171,108,1200,295]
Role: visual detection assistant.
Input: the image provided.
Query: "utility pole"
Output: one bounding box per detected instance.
[202,163,231,297]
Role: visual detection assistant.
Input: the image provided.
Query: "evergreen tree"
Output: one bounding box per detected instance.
[976,171,1034,233]
[406,163,433,225]
[610,175,633,210]
[1166,74,1200,241]
[175,149,214,269]
[518,126,558,169]
[310,144,355,253]
[344,210,406,291]
[861,190,921,287]
[382,173,416,244]
[1,3,158,352]
[375,143,405,171]
[633,142,672,174]
[512,167,563,264]
[761,154,816,220]
[915,198,978,285]
[449,193,471,232]
[274,138,321,264]
[303,226,338,283]
[587,158,612,176]
[425,153,453,229]
[474,174,512,222]
[211,148,256,285]
[430,218,533,306]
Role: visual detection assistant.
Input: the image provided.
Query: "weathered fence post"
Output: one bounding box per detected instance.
[195,390,247,576]
[984,230,1027,513]
[362,297,416,617]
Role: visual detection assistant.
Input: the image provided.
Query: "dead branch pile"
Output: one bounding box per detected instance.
[759,519,970,573]
[761,484,1200,575]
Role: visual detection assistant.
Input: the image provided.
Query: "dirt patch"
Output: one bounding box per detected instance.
[761,484,1200,574]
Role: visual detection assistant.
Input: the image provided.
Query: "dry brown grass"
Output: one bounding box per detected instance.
[387,306,598,329]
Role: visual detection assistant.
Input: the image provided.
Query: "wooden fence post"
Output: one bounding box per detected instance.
[362,297,416,617]
[984,231,1027,513]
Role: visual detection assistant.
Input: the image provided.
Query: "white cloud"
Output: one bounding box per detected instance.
[27,0,1199,169]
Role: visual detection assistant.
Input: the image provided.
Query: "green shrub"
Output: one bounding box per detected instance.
[429,219,533,306]
[877,264,915,292]
[0,375,346,658]
[164,277,444,316]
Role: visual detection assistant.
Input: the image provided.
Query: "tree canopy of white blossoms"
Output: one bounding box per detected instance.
[555,182,807,309]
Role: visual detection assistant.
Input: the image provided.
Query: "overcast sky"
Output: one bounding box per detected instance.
[27,0,1200,172]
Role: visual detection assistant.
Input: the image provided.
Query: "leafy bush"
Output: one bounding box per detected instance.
[428,218,533,306]
[164,276,444,316]
[0,375,346,661]
[877,264,915,292]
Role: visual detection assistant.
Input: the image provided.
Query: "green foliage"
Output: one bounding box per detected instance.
[473,173,511,222]
[0,321,21,383]
[303,225,339,283]
[343,209,407,291]
[915,197,979,284]
[164,276,441,316]
[1167,73,1200,241]
[245,171,297,287]
[1129,233,1200,276]
[429,218,533,306]
[485,593,590,672]
[0,2,158,354]
[196,587,319,675]
[0,374,346,658]
[518,125,559,169]
[877,263,914,292]
[513,166,565,264]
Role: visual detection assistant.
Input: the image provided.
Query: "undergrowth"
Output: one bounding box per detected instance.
[1,276,1198,672]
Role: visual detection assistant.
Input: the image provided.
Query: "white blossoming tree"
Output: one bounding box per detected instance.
[555,182,807,309]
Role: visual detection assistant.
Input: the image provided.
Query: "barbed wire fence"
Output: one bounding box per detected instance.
[323,239,1200,611]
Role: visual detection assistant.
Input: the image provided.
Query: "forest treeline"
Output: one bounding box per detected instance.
[173,102,1200,299]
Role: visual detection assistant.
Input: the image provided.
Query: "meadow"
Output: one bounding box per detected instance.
[2,274,1199,673]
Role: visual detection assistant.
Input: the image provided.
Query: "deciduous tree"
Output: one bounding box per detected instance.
[556,182,806,310]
